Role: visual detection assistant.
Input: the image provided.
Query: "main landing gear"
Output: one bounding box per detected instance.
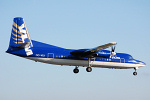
[73,58,92,74]
[86,67,92,72]
[133,68,138,76]
[73,67,92,74]
[73,66,79,73]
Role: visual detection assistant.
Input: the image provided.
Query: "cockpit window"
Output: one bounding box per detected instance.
[129,56,133,59]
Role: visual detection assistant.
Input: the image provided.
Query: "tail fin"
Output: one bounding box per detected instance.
[9,17,33,48]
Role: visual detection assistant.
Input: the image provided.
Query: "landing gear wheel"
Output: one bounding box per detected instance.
[73,68,79,74]
[86,67,92,72]
[133,72,137,76]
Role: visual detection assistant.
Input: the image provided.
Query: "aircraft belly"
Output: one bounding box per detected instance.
[91,61,137,69]
[25,57,143,69]
[52,59,88,66]
[25,57,88,66]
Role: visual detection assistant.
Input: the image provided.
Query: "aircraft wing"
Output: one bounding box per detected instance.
[70,42,117,58]
[86,42,117,52]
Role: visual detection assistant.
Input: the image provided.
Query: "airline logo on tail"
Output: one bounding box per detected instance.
[12,21,28,44]
[9,17,33,56]
[11,18,32,45]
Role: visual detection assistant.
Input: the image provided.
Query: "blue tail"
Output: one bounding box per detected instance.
[9,17,33,48]
[7,17,33,56]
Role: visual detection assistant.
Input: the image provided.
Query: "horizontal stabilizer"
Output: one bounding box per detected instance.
[16,42,31,48]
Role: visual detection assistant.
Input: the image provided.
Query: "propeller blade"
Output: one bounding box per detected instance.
[112,46,115,52]
[110,46,117,58]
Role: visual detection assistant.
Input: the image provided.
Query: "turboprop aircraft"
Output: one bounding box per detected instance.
[6,17,146,75]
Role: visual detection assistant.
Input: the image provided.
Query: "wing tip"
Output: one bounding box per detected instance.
[111,42,117,45]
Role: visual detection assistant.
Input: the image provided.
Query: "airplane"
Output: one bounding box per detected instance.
[6,17,146,75]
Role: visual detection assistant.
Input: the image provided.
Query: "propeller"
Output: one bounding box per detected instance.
[110,46,117,58]
[112,46,115,52]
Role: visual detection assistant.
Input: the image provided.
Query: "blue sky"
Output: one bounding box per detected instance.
[0,0,150,100]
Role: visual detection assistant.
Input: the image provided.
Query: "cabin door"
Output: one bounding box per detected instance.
[47,53,54,58]
[120,58,125,63]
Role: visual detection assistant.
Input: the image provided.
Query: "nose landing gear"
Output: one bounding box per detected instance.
[133,67,138,76]
[133,72,137,76]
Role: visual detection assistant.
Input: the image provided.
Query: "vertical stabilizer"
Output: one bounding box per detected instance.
[7,17,33,56]
[9,17,33,48]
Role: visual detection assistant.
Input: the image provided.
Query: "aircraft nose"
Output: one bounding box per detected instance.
[140,61,146,65]
[135,60,146,66]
